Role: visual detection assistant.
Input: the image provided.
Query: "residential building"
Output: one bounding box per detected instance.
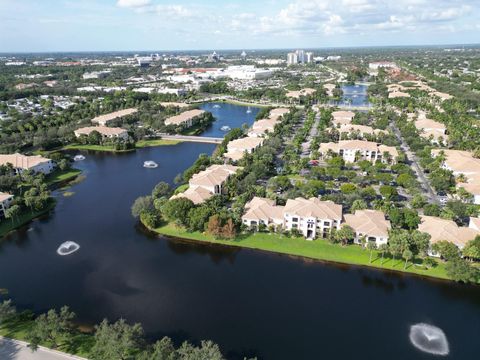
[332,110,355,125]
[287,52,298,66]
[343,210,391,247]
[331,124,387,138]
[74,126,129,140]
[368,61,398,71]
[319,140,398,164]
[414,118,448,144]
[241,197,285,229]
[431,149,480,204]
[418,215,480,255]
[171,164,241,204]
[164,109,206,128]
[0,153,54,175]
[224,137,264,162]
[91,108,138,126]
[388,91,411,99]
[0,192,14,218]
[286,88,316,99]
[283,198,342,239]
[305,52,314,64]
[324,83,336,96]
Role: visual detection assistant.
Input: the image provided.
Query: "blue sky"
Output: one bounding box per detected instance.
[1,0,479,52]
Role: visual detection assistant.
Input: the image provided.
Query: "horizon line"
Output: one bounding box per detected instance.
[1,42,479,55]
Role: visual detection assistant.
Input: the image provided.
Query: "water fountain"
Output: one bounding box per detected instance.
[57,241,80,256]
[74,154,86,161]
[409,323,449,356]
[143,161,158,168]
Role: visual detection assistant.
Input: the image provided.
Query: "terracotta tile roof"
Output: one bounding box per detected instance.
[0,153,52,170]
[343,210,391,238]
[189,164,241,188]
[171,186,213,205]
[0,192,14,202]
[242,197,284,223]
[284,198,342,220]
[164,109,206,126]
[74,126,127,137]
[92,108,137,125]
[419,215,480,248]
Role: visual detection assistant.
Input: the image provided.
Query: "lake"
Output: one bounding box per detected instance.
[198,102,261,137]
[0,104,479,359]
[335,83,371,107]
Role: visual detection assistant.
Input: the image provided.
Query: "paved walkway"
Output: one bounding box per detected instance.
[0,337,88,360]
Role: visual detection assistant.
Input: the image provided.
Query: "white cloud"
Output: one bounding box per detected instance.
[117,0,151,8]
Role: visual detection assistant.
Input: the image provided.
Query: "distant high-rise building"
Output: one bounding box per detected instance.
[296,50,305,64]
[306,52,314,64]
[241,51,247,59]
[287,52,298,65]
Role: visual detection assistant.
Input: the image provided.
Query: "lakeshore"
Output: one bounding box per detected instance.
[147,222,454,282]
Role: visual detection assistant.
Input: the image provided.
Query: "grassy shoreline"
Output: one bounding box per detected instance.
[62,144,135,153]
[149,222,455,282]
[0,200,56,239]
[0,312,93,358]
[135,139,182,148]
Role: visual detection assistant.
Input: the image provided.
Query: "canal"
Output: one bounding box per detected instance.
[0,104,479,359]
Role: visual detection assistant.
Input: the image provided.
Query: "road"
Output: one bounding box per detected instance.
[0,337,88,360]
[300,111,321,158]
[390,122,440,205]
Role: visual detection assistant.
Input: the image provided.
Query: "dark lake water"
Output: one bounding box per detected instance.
[198,102,260,137]
[0,105,479,359]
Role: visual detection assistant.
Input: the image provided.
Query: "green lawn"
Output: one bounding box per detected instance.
[135,139,182,148]
[0,312,94,358]
[45,168,82,187]
[173,184,189,194]
[152,223,451,281]
[0,201,56,239]
[62,144,134,153]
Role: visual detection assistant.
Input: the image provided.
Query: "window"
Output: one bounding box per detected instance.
[292,224,298,229]
[292,217,298,222]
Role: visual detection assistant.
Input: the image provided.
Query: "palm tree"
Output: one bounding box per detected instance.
[378,244,389,266]
[402,249,413,270]
[4,205,20,225]
[367,241,377,263]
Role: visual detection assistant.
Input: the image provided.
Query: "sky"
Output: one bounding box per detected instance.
[0,0,479,52]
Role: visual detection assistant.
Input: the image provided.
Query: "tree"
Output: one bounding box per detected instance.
[396,173,415,188]
[176,340,224,360]
[0,300,16,323]
[131,196,154,218]
[403,209,420,230]
[379,185,397,201]
[138,337,177,360]
[424,203,441,216]
[350,199,367,212]
[411,194,426,209]
[206,215,222,238]
[161,198,194,227]
[90,319,143,360]
[445,259,479,283]
[221,218,236,239]
[87,130,102,145]
[340,183,356,194]
[367,241,377,263]
[463,236,480,261]
[152,182,172,199]
[378,244,389,266]
[187,206,212,232]
[26,306,75,351]
[402,249,413,269]
[4,204,20,225]
[334,225,355,246]
[432,240,460,261]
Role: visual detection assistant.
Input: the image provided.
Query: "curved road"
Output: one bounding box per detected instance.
[0,337,88,360]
